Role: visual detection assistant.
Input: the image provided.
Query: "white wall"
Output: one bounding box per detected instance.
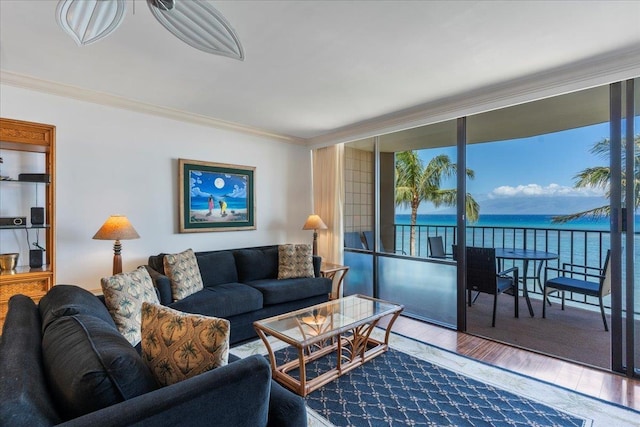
[0,85,314,291]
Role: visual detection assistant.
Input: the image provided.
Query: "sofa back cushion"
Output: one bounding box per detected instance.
[148,253,167,275]
[196,251,239,286]
[233,246,279,282]
[42,314,159,420]
[0,295,61,426]
[38,284,116,333]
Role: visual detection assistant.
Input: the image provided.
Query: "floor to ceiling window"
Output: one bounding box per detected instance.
[339,79,638,375]
[344,121,459,327]
[464,85,616,369]
[343,138,375,296]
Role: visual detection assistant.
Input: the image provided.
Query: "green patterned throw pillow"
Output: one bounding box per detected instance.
[140,303,230,387]
[101,266,160,346]
[278,243,314,279]
[163,248,204,301]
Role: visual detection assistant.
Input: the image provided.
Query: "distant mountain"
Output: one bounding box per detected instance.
[428,196,608,215]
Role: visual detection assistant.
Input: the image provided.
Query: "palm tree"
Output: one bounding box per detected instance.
[395,151,479,256]
[552,135,639,223]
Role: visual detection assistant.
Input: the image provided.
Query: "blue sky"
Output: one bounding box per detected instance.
[190,171,247,200]
[413,121,613,214]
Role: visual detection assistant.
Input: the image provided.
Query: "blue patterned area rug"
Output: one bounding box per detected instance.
[231,330,639,427]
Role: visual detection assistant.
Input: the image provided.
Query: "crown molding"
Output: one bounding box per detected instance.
[0,70,306,146]
[308,45,640,148]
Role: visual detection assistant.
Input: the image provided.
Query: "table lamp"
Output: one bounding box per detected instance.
[302,214,327,256]
[93,215,140,275]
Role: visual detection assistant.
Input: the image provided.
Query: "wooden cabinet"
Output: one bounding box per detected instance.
[0,118,55,327]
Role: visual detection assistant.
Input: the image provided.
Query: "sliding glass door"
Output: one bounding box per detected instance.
[339,79,638,376]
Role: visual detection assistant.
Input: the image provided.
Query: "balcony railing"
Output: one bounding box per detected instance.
[391,223,634,312]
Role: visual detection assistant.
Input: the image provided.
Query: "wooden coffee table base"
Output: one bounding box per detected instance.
[255,310,402,397]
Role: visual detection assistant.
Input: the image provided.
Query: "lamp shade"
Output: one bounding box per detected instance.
[93,215,140,241]
[302,214,328,231]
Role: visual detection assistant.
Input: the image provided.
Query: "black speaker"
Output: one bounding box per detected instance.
[29,249,43,268]
[31,207,45,225]
[31,208,44,225]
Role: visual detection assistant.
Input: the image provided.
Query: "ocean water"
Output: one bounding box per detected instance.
[393,214,639,304]
[395,214,635,231]
[190,196,247,211]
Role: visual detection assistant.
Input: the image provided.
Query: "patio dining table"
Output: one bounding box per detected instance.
[494,248,558,317]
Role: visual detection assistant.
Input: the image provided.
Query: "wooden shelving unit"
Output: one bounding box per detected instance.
[0,118,56,327]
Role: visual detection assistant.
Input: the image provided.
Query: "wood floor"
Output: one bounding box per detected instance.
[379,315,640,411]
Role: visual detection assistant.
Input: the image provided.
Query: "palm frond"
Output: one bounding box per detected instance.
[551,206,610,223]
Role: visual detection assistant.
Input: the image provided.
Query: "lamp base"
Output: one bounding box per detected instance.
[112,240,122,275]
[312,231,318,256]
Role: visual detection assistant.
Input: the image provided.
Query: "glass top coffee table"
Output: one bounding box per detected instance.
[253,294,403,396]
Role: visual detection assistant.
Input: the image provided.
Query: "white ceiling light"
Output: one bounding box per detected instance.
[56,0,244,60]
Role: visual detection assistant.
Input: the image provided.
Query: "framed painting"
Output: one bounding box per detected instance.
[179,159,256,232]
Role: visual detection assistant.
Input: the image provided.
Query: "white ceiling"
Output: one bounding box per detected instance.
[1,1,639,145]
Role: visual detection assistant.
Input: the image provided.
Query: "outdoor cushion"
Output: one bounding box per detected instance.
[38,284,115,333]
[41,314,158,421]
[246,277,332,306]
[101,266,160,346]
[545,276,600,295]
[141,303,230,387]
[234,247,279,282]
[196,251,239,286]
[278,244,314,279]
[164,248,204,301]
[169,282,263,318]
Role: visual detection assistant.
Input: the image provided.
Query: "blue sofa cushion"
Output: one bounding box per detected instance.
[246,277,332,306]
[169,282,263,318]
[42,314,159,420]
[196,251,239,286]
[38,284,115,333]
[0,295,61,427]
[234,247,279,282]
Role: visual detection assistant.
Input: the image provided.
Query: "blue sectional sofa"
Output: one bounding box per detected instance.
[0,287,308,426]
[146,245,334,345]
[0,244,331,426]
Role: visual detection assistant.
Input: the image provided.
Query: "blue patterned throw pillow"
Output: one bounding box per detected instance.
[163,248,204,301]
[100,266,160,346]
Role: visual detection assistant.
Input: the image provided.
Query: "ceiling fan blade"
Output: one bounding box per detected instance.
[56,0,126,46]
[147,0,244,60]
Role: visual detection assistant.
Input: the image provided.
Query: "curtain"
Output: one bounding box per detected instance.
[312,144,344,265]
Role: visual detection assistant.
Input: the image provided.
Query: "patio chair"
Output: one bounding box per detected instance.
[362,231,405,254]
[466,246,519,327]
[543,250,611,331]
[344,231,365,249]
[428,236,452,259]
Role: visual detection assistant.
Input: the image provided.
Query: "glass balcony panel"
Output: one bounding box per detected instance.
[378,256,456,327]
[343,251,373,297]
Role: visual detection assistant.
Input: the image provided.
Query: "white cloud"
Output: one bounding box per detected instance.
[190,182,210,198]
[228,184,246,198]
[489,183,604,198]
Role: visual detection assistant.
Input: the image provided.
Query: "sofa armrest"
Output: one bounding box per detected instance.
[143,265,173,305]
[268,381,307,427]
[313,255,322,278]
[58,355,272,427]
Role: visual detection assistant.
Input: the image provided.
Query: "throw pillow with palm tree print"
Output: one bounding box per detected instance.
[140,302,230,386]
